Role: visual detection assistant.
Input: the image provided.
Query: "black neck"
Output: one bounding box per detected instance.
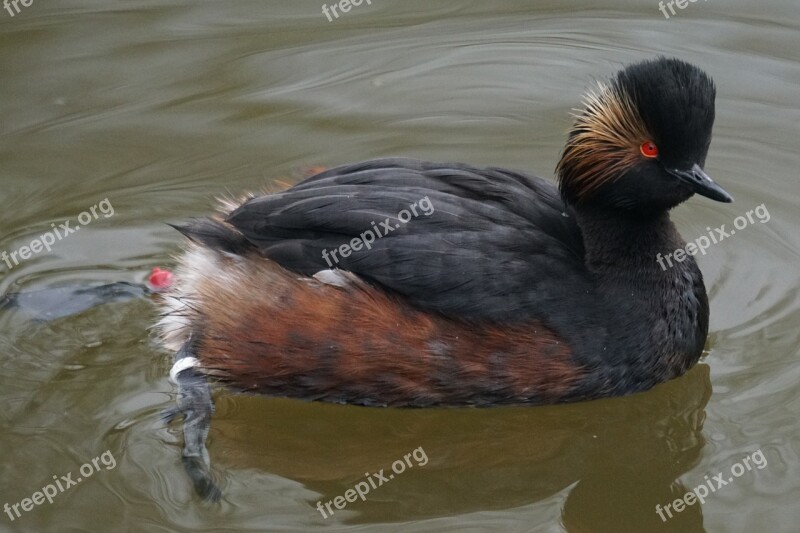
[573,207,687,277]
[563,205,709,399]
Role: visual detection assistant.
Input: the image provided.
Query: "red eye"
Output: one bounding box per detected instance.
[640,141,659,158]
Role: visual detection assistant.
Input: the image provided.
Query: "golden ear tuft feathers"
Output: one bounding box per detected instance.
[556,82,652,203]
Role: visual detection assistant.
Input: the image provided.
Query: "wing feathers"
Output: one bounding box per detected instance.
[221,158,587,321]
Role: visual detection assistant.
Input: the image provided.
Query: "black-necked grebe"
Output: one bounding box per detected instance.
[156,57,731,499]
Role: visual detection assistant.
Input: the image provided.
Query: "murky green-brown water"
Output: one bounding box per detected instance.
[1,1,798,531]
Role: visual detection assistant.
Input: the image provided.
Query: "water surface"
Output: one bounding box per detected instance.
[1,1,798,531]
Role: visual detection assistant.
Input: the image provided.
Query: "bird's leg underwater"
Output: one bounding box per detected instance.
[163,337,221,501]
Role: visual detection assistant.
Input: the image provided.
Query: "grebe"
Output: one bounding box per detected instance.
[157,57,731,499]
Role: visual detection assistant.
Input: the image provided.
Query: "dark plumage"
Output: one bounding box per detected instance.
[224,159,586,322]
[157,57,731,499]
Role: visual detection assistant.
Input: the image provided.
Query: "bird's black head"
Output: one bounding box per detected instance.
[557,57,732,214]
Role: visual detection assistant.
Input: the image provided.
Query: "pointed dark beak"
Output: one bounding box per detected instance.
[667,164,733,203]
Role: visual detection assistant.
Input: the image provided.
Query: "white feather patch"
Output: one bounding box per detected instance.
[312,269,352,288]
[169,357,200,383]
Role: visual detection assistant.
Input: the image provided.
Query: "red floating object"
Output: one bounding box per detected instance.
[148,267,174,291]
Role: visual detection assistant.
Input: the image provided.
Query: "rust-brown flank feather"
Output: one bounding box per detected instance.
[186,249,584,406]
